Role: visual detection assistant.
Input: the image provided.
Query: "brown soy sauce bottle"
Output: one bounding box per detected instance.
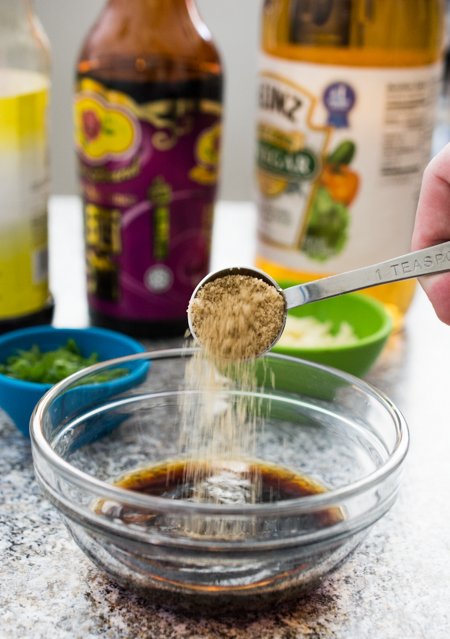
[75,0,223,338]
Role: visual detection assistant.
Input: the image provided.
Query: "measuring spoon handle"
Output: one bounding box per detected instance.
[283,241,450,310]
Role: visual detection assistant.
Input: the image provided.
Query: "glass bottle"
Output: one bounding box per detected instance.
[75,0,223,338]
[256,0,444,329]
[0,0,53,334]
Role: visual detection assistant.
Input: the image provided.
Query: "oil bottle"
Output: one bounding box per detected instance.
[256,0,444,328]
[75,0,223,338]
[0,0,53,334]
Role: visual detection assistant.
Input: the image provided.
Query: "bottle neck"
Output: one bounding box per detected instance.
[0,0,31,26]
[102,0,206,32]
[105,0,193,14]
[102,0,209,41]
[78,0,219,81]
[0,0,50,74]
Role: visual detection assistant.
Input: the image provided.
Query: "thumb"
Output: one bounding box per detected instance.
[412,144,450,325]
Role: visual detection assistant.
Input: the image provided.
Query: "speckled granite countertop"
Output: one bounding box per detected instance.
[1,199,449,638]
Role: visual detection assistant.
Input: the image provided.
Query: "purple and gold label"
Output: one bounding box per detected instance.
[74,77,222,322]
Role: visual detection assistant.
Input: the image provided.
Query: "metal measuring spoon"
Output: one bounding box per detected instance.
[188,241,450,357]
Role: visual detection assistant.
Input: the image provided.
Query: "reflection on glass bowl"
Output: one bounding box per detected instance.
[30,349,408,614]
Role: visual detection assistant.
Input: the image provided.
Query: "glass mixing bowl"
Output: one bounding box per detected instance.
[30,349,408,613]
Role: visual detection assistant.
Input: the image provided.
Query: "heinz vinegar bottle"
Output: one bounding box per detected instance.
[256,0,444,328]
[0,0,53,334]
[75,0,223,338]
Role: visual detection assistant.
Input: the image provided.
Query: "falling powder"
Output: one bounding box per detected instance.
[178,274,285,509]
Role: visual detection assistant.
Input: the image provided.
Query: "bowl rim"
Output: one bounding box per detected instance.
[30,347,409,517]
[272,291,393,354]
[0,325,146,390]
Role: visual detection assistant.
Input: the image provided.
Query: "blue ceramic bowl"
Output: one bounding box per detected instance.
[0,326,148,437]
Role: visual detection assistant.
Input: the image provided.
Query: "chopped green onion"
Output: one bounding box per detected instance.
[0,339,129,385]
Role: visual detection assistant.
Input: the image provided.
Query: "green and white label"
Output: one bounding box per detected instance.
[256,54,442,272]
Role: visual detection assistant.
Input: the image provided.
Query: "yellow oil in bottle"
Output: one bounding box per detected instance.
[256,0,444,329]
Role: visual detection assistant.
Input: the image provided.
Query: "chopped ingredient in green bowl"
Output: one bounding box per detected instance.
[0,339,129,384]
[277,315,358,348]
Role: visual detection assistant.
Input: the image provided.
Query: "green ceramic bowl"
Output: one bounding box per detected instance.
[271,283,393,378]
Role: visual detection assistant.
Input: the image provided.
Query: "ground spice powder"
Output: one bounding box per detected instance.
[178,273,285,514]
[188,274,286,361]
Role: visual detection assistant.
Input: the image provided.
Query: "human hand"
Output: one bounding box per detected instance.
[412,143,450,325]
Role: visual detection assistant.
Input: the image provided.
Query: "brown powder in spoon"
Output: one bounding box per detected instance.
[188,274,286,361]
